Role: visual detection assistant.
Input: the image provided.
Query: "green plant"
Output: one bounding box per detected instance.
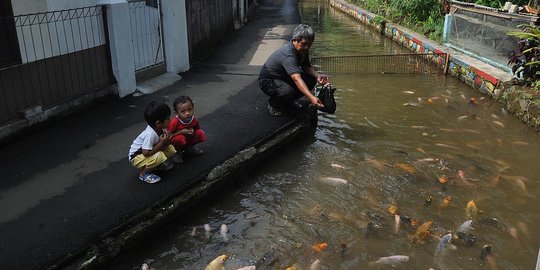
[372,15,386,25]
[391,0,441,22]
[508,25,540,89]
[353,0,444,42]
[462,0,531,8]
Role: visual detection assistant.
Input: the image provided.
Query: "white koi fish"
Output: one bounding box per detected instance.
[493,121,505,128]
[220,224,229,242]
[434,233,456,257]
[321,177,349,185]
[237,266,256,270]
[331,162,346,170]
[435,143,459,150]
[364,117,380,128]
[394,214,401,234]
[309,259,321,270]
[457,220,474,234]
[204,223,211,239]
[368,255,409,267]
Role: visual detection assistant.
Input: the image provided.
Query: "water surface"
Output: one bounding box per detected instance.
[112,1,540,269]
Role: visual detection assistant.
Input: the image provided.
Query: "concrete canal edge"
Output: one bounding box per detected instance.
[330,0,540,133]
[55,113,317,269]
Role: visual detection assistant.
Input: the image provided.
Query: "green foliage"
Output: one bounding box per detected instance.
[372,15,386,26]
[468,0,530,8]
[508,25,540,90]
[391,0,440,22]
[353,0,444,42]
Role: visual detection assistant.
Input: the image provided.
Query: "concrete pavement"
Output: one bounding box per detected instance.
[0,0,313,269]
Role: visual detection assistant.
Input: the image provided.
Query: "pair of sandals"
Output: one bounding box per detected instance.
[139,147,204,184]
[139,172,161,184]
[138,158,174,184]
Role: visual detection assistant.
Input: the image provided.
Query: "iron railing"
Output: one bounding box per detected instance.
[311,53,447,75]
[0,6,114,124]
[129,0,165,72]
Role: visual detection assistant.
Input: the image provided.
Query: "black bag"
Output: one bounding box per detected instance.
[316,84,337,114]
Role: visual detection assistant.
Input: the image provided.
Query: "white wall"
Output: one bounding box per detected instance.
[47,0,101,11]
[14,8,106,63]
[11,0,47,15]
[11,0,102,15]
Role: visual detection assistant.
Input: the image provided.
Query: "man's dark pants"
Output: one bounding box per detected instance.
[259,74,316,109]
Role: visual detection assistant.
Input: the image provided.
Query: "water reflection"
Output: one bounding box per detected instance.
[112,1,540,269]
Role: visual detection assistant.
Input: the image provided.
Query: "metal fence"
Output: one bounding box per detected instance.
[311,53,446,75]
[129,0,165,73]
[0,6,114,124]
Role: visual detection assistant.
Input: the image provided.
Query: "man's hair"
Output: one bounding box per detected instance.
[172,95,193,111]
[144,101,171,127]
[291,24,314,42]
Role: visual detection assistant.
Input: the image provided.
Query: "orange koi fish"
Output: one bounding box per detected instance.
[285,263,300,270]
[388,204,399,215]
[465,200,479,220]
[394,162,416,174]
[440,196,452,208]
[311,242,328,253]
[411,221,433,244]
[438,175,448,184]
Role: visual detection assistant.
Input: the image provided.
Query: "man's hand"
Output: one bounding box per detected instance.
[317,74,329,85]
[310,95,324,108]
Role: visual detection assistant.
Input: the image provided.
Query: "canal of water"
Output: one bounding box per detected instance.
[112,1,540,269]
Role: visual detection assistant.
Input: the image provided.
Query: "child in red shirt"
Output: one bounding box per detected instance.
[167,96,206,163]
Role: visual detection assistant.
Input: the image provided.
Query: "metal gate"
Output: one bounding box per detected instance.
[311,53,448,75]
[128,0,165,80]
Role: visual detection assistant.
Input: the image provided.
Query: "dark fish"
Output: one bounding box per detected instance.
[424,196,433,207]
[394,150,409,156]
[365,221,383,238]
[255,249,279,269]
[399,215,413,224]
[480,245,499,270]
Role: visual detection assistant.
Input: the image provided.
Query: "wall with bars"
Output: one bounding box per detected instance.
[14,9,107,64]
[0,5,114,125]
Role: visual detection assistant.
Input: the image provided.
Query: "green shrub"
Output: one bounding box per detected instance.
[352,0,444,42]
